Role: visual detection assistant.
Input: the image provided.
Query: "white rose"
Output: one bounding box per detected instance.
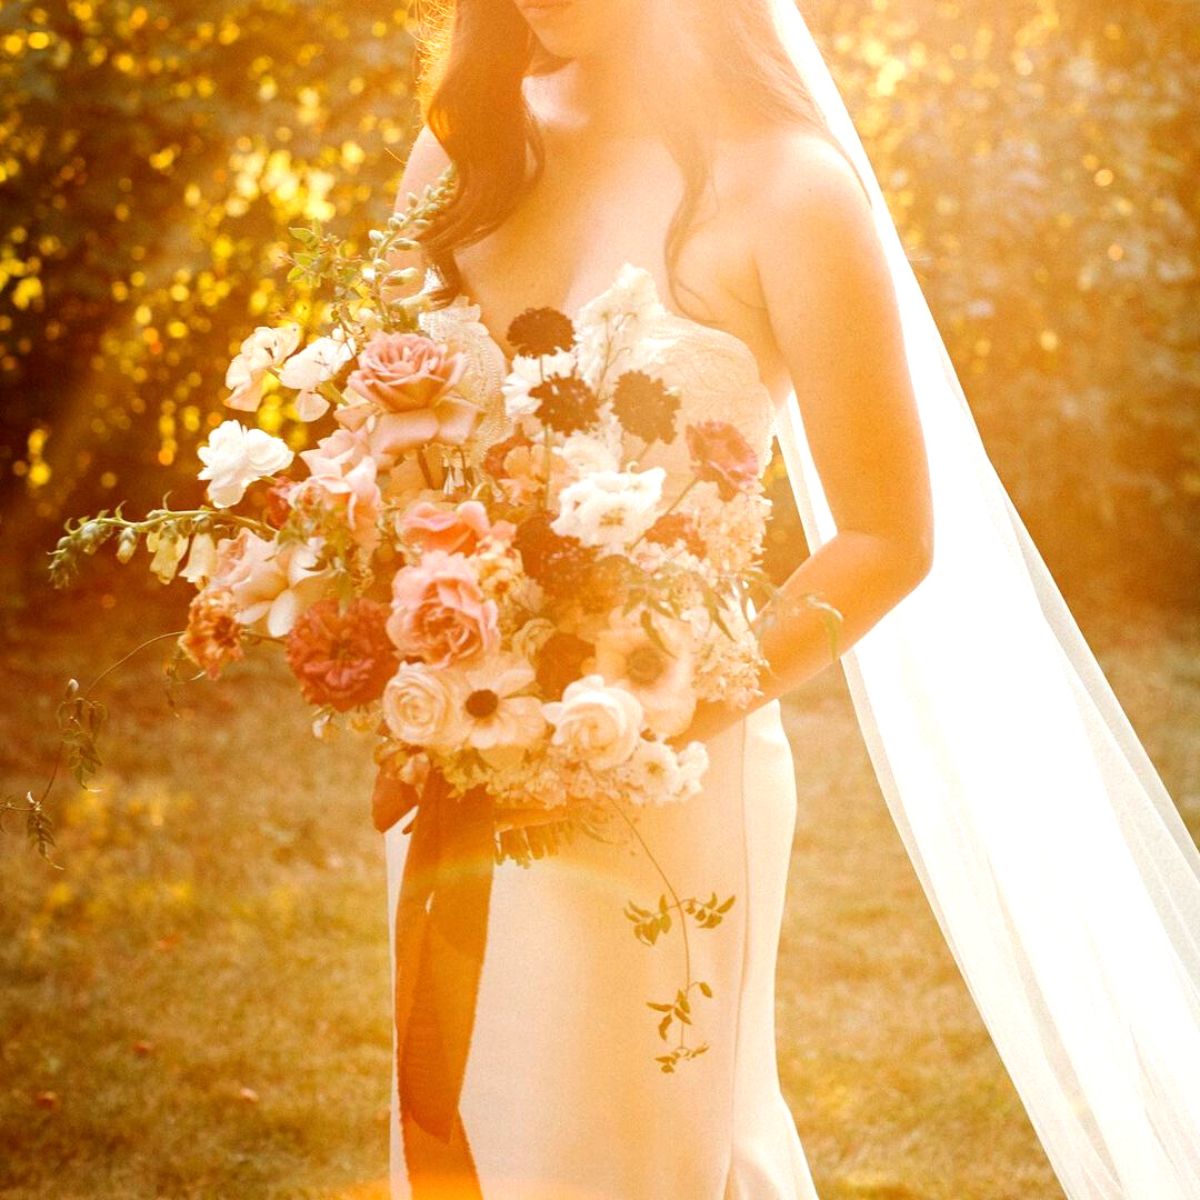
[197,419,294,508]
[542,674,644,769]
[224,323,302,412]
[550,466,665,548]
[278,331,356,421]
[501,350,576,420]
[382,664,465,749]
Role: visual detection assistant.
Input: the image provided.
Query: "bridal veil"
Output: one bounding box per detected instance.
[767,3,1200,1197]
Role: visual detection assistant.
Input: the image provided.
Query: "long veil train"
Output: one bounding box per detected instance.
[768,3,1200,1197]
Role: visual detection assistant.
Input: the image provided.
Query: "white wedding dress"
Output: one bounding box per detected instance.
[385,264,822,1200]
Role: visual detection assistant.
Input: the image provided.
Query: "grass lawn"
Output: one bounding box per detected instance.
[2,559,1196,1199]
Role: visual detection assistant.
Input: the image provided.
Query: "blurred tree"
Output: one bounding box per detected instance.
[0,0,416,565]
[2,0,1197,606]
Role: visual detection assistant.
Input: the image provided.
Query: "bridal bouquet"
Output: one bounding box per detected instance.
[51,181,773,864]
[44,174,793,1091]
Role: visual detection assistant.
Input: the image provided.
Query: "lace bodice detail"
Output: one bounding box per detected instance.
[418,263,776,489]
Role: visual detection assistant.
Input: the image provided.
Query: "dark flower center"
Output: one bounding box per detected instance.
[625,644,668,687]
[466,688,500,719]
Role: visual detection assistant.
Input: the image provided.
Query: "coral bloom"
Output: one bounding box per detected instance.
[345,331,479,454]
[685,420,759,500]
[179,585,246,680]
[285,597,398,712]
[388,550,500,670]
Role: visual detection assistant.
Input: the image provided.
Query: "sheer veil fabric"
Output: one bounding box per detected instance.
[767,4,1200,1196]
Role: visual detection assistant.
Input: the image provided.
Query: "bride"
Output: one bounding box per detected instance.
[382,1,1200,1198]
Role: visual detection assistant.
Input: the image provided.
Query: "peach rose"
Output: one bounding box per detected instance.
[387,550,500,669]
[399,499,511,556]
[294,428,382,554]
[344,331,479,454]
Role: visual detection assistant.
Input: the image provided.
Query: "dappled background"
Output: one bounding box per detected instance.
[1,1,1197,1197]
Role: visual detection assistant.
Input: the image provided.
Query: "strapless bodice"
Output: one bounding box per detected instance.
[418,263,776,489]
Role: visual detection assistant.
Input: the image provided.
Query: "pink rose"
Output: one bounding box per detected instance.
[344,331,480,455]
[398,499,503,556]
[294,428,383,554]
[387,550,500,669]
[685,420,759,500]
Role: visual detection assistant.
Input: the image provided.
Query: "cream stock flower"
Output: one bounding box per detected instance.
[224,323,302,412]
[197,419,295,508]
[542,674,643,770]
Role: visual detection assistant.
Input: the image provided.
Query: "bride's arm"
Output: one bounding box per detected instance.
[685,133,933,740]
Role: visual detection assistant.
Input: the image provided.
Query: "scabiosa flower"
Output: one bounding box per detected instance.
[513,511,596,593]
[506,306,576,357]
[685,420,760,500]
[535,631,595,701]
[645,511,707,558]
[179,585,247,680]
[578,554,640,616]
[611,370,681,445]
[285,597,399,712]
[531,374,599,435]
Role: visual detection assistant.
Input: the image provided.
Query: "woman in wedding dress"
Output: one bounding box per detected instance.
[384,2,931,1197]
[382,2,1200,1198]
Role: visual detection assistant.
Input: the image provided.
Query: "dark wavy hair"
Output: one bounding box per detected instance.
[412,0,842,319]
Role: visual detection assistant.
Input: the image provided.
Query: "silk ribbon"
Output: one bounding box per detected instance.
[373,766,495,1199]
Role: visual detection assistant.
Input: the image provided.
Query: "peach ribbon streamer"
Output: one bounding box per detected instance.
[373,767,494,1200]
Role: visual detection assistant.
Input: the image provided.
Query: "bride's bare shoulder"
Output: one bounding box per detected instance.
[393,125,452,210]
[729,124,872,235]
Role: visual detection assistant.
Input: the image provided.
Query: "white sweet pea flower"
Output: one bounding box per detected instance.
[501,349,576,420]
[197,419,294,508]
[224,323,302,412]
[278,330,356,421]
[551,465,665,548]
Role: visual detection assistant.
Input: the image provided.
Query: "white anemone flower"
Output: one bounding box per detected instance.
[451,653,545,753]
